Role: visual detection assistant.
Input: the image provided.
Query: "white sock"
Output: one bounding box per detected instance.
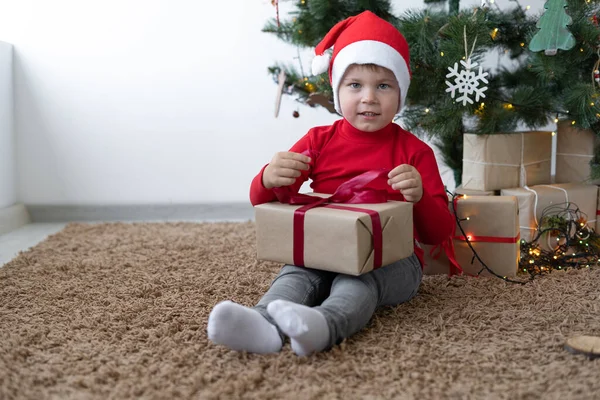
[207,300,282,354]
[267,299,330,356]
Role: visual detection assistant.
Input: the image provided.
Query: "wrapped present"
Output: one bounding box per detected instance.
[500,183,599,247]
[454,185,496,196]
[555,120,600,184]
[423,195,520,277]
[461,132,552,191]
[255,171,414,276]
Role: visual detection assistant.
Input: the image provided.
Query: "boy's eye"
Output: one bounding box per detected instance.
[378,83,390,89]
[349,82,361,89]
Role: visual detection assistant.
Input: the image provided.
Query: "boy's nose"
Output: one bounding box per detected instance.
[361,88,377,103]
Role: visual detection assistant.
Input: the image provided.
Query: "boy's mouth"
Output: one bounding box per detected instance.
[359,112,380,117]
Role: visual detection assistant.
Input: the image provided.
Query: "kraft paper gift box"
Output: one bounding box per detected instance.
[454,185,496,196]
[555,120,600,184]
[461,132,552,191]
[423,195,520,277]
[500,183,599,247]
[254,195,414,275]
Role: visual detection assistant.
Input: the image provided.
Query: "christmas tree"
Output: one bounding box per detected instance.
[264,0,600,186]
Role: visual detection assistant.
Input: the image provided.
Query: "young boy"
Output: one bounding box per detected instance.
[207,11,453,356]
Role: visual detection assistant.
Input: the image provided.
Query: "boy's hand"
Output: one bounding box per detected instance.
[262,152,311,189]
[388,164,423,203]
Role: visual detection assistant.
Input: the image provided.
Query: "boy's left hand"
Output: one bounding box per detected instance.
[388,164,423,203]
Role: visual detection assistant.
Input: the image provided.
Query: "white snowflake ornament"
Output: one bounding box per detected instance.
[445,58,489,106]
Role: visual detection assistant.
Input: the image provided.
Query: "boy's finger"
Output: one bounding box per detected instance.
[280,159,310,171]
[388,164,412,178]
[278,168,302,178]
[388,172,416,185]
[391,179,419,190]
[285,152,312,164]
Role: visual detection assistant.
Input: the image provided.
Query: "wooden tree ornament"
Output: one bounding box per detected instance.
[274,69,286,118]
[529,0,576,55]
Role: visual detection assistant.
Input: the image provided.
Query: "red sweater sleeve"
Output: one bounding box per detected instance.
[249,131,313,206]
[411,147,454,245]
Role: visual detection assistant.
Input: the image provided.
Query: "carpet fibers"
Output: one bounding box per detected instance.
[1,222,599,399]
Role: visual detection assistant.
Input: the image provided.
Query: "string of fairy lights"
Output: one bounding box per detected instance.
[449,191,600,284]
[270,0,600,123]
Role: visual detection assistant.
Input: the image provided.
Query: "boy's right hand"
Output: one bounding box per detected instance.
[262,152,312,189]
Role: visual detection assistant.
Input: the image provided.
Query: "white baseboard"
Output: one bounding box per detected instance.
[0,203,31,235]
[26,203,255,223]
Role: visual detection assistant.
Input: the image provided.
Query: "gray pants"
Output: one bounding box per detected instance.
[254,253,423,350]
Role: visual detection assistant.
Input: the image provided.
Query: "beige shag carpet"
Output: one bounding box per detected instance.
[1,222,599,400]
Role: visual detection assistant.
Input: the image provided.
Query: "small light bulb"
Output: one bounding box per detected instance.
[466,217,470,221]
[554,118,559,123]
[571,120,576,125]
[551,131,556,136]
[425,108,430,113]
[440,52,444,57]
[526,5,531,10]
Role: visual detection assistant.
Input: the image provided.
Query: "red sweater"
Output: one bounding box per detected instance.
[250,118,454,267]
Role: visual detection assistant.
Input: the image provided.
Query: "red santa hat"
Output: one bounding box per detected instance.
[311,11,411,114]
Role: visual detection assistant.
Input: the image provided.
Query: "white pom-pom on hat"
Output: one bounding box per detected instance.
[311,53,331,76]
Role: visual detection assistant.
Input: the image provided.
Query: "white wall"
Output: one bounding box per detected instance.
[0,41,15,208]
[0,0,546,205]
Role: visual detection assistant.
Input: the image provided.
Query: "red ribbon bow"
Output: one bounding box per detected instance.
[272,161,391,269]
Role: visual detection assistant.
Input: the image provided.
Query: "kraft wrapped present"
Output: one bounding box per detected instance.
[423,195,520,277]
[461,132,552,191]
[255,193,414,276]
[454,185,496,196]
[500,183,599,247]
[555,120,600,184]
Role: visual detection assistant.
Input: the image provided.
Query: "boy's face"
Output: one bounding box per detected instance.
[338,64,399,132]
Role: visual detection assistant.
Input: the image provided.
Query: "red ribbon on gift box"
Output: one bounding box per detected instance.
[273,166,391,269]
